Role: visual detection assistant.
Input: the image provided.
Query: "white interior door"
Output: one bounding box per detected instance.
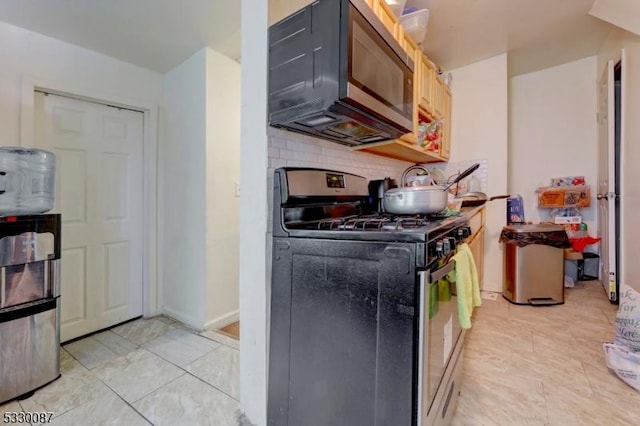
[597,60,617,301]
[34,92,144,341]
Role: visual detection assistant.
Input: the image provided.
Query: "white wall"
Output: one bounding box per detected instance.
[205,49,241,328]
[597,28,640,292]
[162,47,241,330]
[162,49,208,328]
[0,21,163,145]
[0,21,164,318]
[450,54,509,293]
[509,57,599,233]
[239,0,269,423]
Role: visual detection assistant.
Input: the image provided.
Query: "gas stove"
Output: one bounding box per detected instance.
[308,213,453,232]
[273,167,471,247]
[269,167,470,425]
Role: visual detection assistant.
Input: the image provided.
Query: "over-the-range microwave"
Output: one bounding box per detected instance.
[268,0,414,146]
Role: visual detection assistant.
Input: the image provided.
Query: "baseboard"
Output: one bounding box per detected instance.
[162,307,202,331]
[204,309,239,331]
[483,281,502,294]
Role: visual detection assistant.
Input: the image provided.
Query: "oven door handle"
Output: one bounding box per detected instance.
[430,260,455,283]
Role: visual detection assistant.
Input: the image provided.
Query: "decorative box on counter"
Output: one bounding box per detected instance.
[536,185,591,208]
[506,195,525,224]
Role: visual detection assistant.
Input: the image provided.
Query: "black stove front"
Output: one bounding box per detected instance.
[268,168,470,426]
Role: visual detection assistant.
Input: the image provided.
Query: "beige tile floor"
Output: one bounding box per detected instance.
[0,316,240,426]
[2,282,637,425]
[452,281,640,426]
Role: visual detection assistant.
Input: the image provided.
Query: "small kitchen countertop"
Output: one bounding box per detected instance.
[459,205,485,218]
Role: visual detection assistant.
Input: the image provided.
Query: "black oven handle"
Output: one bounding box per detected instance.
[430,260,455,283]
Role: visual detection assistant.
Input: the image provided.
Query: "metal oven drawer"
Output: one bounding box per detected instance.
[426,345,464,426]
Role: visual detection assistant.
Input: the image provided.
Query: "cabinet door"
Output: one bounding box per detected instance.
[402,28,419,61]
[403,32,420,135]
[365,0,374,8]
[434,74,445,118]
[419,56,435,113]
[373,0,399,38]
[440,87,452,159]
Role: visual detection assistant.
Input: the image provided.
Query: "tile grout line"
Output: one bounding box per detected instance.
[87,328,239,409]
[183,369,240,403]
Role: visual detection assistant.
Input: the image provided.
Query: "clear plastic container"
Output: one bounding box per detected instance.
[384,0,407,17]
[0,149,23,214]
[400,9,430,44]
[0,147,56,216]
[21,149,56,213]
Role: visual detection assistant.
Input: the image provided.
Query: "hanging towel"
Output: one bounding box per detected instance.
[446,243,481,329]
[438,278,452,302]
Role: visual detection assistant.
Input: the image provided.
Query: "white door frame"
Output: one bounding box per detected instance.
[18,74,160,318]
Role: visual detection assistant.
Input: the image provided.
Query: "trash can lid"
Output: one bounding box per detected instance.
[503,224,565,233]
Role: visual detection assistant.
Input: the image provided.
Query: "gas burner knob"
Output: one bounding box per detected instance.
[458,226,471,239]
[442,238,452,255]
[447,237,457,251]
[435,240,444,258]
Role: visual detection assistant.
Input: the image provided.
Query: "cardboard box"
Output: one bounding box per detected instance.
[564,249,583,260]
[537,185,591,208]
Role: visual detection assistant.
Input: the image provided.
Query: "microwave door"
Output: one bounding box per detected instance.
[347,3,413,132]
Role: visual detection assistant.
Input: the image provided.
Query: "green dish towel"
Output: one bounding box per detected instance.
[446,243,481,329]
[438,278,451,302]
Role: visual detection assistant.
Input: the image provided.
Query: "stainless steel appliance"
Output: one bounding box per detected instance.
[268,168,470,425]
[0,214,61,404]
[502,224,566,305]
[268,0,414,146]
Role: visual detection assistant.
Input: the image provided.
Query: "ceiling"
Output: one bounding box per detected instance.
[406,0,615,75]
[0,0,241,73]
[0,0,620,76]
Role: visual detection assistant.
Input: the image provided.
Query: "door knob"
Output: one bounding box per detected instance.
[596,193,608,200]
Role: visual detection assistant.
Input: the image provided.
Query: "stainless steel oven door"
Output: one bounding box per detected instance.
[347,2,413,131]
[418,259,464,425]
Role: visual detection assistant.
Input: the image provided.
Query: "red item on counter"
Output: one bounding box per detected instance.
[569,236,601,252]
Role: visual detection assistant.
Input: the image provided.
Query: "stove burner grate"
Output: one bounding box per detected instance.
[314,214,452,232]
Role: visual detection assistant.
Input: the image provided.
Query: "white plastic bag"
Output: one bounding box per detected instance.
[614,283,640,351]
[603,343,640,392]
[604,283,640,391]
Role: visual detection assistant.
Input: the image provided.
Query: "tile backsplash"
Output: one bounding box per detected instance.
[425,159,489,194]
[268,128,412,181]
[268,128,489,193]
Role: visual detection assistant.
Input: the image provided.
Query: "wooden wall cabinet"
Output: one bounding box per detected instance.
[402,30,420,136]
[439,87,452,159]
[372,0,399,37]
[419,56,436,114]
[270,0,455,164]
[433,74,445,118]
[354,9,445,164]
